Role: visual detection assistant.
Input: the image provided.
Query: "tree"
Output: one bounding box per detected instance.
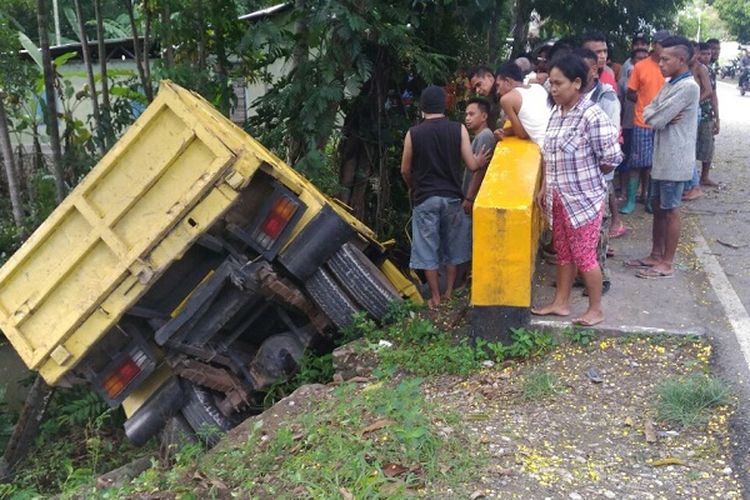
[73,0,105,155]
[714,0,750,42]
[0,15,27,231]
[36,0,66,204]
[124,0,154,102]
[94,0,114,148]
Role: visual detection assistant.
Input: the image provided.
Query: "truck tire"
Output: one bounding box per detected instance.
[327,243,402,321]
[180,382,238,447]
[304,267,359,329]
[160,414,198,451]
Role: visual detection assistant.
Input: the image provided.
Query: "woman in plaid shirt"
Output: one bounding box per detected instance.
[532,54,623,327]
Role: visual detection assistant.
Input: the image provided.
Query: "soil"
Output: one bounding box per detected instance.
[424,336,744,498]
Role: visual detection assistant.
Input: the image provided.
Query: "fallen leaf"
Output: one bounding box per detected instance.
[470,490,486,499]
[349,376,372,383]
[717,239,747,249]
[497,467,514,476]
[624,417,634,427]
[210,479,229,491]
[340,487,354,500]
[361,418,395,435]
[293,432,304,441]
[466,413,490,421]
[382,463,409,477]
[644,420,657,443]
[650,457,687,467]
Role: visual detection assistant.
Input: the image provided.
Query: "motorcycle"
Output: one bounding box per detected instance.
[720,59,739,79]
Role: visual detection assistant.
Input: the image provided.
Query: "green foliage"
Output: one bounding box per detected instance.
[129,378,483,498]
[655,374,732,426]
[522,369,563,400]
[0,385,17,450]
[263,352,336,408]
[507,328,557,359]
[714,0,750,42]
[674,0,730,42]
[563,327,596,346]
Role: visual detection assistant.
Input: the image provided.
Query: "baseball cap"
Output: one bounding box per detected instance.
[653,30,671,44]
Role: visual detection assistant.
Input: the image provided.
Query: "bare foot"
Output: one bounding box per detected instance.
[624,256,661,268]
[701,178,718,187]
[682,188,703,201]
[573,309,604,327]
[531,303,570,317]
[428,296,441,309]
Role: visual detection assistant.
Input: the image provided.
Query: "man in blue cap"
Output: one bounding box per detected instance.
[400,85,491,308]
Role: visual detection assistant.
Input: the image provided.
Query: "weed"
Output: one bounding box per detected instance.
[563,327,596,346]
[190,378,483,498]
[508,328,556,359]
[656,374,732,426]
[523,369,562,400]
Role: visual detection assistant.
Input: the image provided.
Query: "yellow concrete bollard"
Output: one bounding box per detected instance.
[471,137,543,343]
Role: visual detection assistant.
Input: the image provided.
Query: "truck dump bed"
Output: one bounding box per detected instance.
[0,81,374,384]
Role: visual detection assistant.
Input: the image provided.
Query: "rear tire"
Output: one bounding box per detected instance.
[305,267,359,328]
[180,382,240,447]
[327,242,402,320]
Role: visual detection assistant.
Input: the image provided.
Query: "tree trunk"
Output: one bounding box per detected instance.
[0,377,54,482]
[161,0,173,66]
[125,0,153,102]
[37,0,66,204]
[142,0,153,98]
[94,0,113,147]
[213,2,231,116]
[0,99,25,232]
[285,0,308,166]
[511,0,532,57]
[73,0,104,156]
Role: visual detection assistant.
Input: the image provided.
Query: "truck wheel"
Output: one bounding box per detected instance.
[327,242,402,321]
[304,267,359,328]
[160,413,198,451]
[180,382,239,447]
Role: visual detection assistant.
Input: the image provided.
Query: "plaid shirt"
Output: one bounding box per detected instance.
[542,97,623,229]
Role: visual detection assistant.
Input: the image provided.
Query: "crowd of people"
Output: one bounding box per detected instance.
[400,31,722,326]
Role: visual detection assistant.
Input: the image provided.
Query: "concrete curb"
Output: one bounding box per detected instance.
[529,318,706,338]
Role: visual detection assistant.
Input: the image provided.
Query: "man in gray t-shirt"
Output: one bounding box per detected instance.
[463,97,497,215]
[629,36,699,280]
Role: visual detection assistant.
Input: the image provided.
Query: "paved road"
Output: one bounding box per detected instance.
[688,79,750,490]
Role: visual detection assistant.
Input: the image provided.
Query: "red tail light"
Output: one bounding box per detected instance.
[102,349,147,399]
[253,195,299,250]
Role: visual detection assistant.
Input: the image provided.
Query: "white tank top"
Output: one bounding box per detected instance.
[516,84,552,148]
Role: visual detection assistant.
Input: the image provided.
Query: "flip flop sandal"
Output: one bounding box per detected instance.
[636,268,674,279]
[624,258,655,269]
[608,225,627,238]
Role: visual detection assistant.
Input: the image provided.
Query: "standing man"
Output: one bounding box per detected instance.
[576,47,622,294]
[705,38,721,187]
[494,61,551,148]
[683,42,715,200]
[463,97,496,215]
[400,86,490,307]
[629,36,699,279]
[623,30,669,215]
[581,31,618,91]
[468,65,500,129]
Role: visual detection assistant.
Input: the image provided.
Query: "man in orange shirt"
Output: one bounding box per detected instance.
[621,30,669,215]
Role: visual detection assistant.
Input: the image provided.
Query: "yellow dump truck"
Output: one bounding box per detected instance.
[0,81,419,446]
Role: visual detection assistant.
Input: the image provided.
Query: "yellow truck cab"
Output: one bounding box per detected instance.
[0,81,419,446]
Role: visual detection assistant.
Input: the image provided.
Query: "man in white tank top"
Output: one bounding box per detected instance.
[494,61,552,148]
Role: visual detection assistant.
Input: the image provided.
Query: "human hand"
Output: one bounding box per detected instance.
[493,128,505,141]
[462,199,473,215]
[713,119,720,135]
[473,144,492,169]
[535,185,546,211]
[669,112,683,125]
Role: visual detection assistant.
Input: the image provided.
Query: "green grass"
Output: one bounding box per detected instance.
[522,369,563,400]
[124,379,484,498]
[655,374,732,426]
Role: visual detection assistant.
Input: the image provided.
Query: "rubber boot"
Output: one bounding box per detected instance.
[619,176,639,214]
